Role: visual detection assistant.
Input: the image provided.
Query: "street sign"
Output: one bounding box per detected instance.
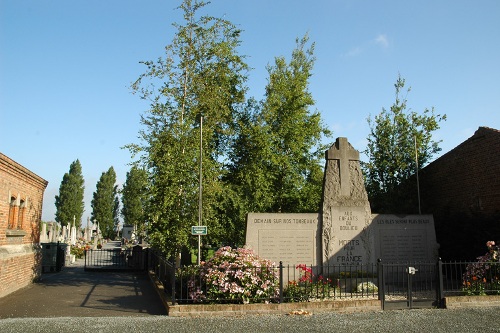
[191,225,207,235]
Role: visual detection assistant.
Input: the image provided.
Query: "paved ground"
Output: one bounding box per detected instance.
[0,241,166,318]
[1,308,500,333]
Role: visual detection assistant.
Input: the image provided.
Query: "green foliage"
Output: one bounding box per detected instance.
[55,159,85,228]
[121,166,148,238]
[226,35,331,234]
[363,74,446,213]
[91,167,118,239]
[127,0,248,257]
[127,1,331,253]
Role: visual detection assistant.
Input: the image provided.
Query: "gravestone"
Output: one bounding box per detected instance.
[40,223,49,243]
[321,137,374,266]
[245,213,320,266]
[62,226,67,241]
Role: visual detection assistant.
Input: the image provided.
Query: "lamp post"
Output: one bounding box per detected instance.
[198,115,203,265]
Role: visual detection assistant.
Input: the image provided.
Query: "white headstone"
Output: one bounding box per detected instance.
[71,225,77,245]
[40,223,48,243]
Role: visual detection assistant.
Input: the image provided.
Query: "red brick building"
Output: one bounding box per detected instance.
[419,127,500,260]
[0,153,48,298]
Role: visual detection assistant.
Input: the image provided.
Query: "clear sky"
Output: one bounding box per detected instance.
[1,0,499,223]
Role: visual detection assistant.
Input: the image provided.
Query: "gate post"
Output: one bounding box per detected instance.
[171,260,177,305]
[407,265,413,309]
[436,258,444,308]
[377,259,384,309]
[279,261,284,303]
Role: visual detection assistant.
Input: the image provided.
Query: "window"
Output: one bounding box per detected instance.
[8,196,17,229]
[18,199,26,230]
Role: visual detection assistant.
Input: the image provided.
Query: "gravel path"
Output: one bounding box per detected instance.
[1,307,500,333]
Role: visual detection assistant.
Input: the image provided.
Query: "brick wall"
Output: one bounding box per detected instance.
[419,127,500,260]
[0,153,48,298]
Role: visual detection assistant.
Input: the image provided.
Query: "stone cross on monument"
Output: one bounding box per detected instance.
[326,137,360,196]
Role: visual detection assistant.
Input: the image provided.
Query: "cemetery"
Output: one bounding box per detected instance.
[1,132,499,315]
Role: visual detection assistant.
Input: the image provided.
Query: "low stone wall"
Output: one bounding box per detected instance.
[166,299,382,317]
[445,295,500,309]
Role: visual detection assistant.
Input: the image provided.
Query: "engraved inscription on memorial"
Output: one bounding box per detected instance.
[246,213,319,266]
[373,215,437,263]
[258,230,314,264]
[330,207,367,265]
[379,230,428,262]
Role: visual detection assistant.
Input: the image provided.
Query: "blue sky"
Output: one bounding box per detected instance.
[1,0,499,223]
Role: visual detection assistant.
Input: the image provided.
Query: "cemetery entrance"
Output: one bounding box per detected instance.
[379,262,440,310]
[84,245,149,272]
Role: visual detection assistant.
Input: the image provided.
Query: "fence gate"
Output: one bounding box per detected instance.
[380,262,440,310]
[84,247,148,272]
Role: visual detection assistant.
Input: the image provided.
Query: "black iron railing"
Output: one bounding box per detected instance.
[147,253,500,307]
[84,247,149,271]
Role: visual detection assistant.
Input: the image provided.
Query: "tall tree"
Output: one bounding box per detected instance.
[230,35,330,212]
[363,74,446,213]
[121,166,148,238]
[261,34,331,212]
[91,167,118,239]
[127,0,248,256]
[55,159,85,228]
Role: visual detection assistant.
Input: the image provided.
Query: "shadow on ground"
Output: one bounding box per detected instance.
[0,259,166,318]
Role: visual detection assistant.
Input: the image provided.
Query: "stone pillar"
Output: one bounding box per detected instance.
[321,137,374,266]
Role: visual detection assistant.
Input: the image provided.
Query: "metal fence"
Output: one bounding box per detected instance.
[84,247,149,272]
[441,260,500,296]
[149,253,500,307]
[149,251,386,305]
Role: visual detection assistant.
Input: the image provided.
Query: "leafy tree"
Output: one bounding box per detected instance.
[227,35,331,220]
[91,167,118,239]
[121,166,148,238]
[363,74,446,213]
[261,34,331,212]
[127,0,248,257]
[55,159,85,228]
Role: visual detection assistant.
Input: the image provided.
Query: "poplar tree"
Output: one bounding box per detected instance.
[127,0,248,256]
[91,167,118,239]
[55,159,85,228]
[225,35,331,245]
[230,35,330,212]
[260,34,331,213]
[121,166,148,237]
[363,75,446,213]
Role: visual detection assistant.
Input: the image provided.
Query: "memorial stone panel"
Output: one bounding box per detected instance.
[245,213,320,266]
[372,214,439,263]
